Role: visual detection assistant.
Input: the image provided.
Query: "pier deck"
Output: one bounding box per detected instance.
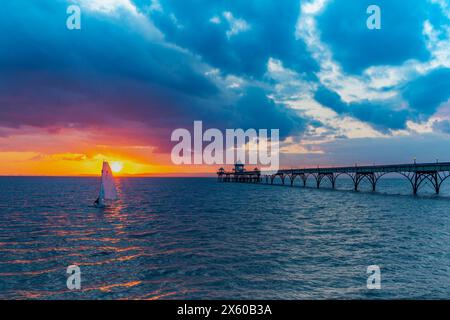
[217,162,450,195]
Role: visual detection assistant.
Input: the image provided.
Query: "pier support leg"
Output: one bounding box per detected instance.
[434,173,440,194]
[327,174,336,189]
[370,174,376,192]
[413,173,419,195]
[354,175,359,192]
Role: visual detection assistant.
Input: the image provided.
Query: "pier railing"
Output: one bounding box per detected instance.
[217,162,450,195]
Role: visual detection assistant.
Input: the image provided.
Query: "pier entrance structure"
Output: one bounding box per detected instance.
[217,163,261,183]
[217,162,450,195]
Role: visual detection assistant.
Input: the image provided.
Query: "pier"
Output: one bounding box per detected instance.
[217,162,450,195]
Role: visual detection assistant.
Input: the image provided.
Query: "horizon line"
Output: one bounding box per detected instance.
[0,173,217,178]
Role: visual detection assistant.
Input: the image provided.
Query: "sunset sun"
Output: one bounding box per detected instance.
[110,161,123,173]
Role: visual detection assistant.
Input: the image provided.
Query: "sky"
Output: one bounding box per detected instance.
[0,0,450,176]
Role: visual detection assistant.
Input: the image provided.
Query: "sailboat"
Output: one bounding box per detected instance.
[94,161,118,207]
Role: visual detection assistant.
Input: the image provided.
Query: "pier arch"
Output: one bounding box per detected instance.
[271,174,285,185]
[303,173,317,188]
[291,174,306,187]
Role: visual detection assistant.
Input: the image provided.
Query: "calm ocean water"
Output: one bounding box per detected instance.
[0,176,449,299]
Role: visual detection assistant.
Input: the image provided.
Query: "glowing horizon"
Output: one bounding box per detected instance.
[0,151,220,177]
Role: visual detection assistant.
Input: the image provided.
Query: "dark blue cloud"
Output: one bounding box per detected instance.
[315,65,450,131]
[0,0,307,148]
[0,1,218,98]
[317,0,446,74]
[314,86,347,114]
[314,86,410,131]
[0,0,215,133]
[223,87,306,138]
[402,68,450,119]
[139,0,318,78]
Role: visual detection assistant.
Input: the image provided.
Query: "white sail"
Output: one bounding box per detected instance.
[100,161,118,200]
[97,183,105,206]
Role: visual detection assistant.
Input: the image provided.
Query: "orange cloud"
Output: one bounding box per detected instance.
[0,126,217,176]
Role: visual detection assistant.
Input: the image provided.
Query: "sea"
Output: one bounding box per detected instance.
[0,176,449,299]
